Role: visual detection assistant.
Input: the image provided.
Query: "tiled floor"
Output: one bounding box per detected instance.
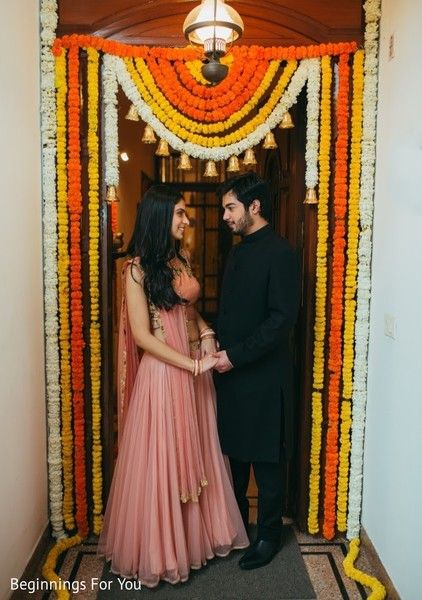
[22,475,386,600]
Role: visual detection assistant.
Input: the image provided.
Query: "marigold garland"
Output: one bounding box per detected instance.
[114,54,309,160]
[41,0,65,540]
[42,534,83,599]
[146,55,273,119]
[322,53,350,540]
[337,49,364,532]
[307,55,332,534]
[67,44,88,538]
[128,57,296,145]
[55,49,75,532]
[53,35,357,61]
[132,56,285,133]
[87,47,103,535]
[347,0,382,541]
[343,539,386,599]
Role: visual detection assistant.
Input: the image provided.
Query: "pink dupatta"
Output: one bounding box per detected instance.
[117,262,140,443]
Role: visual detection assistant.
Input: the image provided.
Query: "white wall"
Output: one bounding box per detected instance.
[0,2,48,598]
[362,1,422,598]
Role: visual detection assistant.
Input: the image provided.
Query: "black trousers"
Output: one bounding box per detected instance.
[229,457,283,543]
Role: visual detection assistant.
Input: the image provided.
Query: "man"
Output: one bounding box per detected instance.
[213,172,301,570]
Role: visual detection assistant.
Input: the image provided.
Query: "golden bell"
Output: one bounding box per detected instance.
[262,131,278,149]
[304,187,318,205]
[177,152,192,170]
[155,139,170,157]
[125,104,139,121]
[280,111,294,129]
[227,155,240,172]
[142,124,157,144]
[106,185,119,203]
[243,148,257,166]
[204,160,218,177]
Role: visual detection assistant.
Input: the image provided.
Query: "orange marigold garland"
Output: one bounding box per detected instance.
[53,35,357,62]
[67,44,88,537]
[322,53,350,540]
[148,56,272,118]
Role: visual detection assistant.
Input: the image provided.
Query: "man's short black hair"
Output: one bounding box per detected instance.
[218,172,271,221]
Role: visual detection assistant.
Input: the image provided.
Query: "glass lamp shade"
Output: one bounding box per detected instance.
[183,0,244,51]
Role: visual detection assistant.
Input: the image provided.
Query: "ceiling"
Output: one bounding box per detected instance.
[57,0,363,47]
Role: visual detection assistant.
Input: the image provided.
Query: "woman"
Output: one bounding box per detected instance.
[97,185,248,588]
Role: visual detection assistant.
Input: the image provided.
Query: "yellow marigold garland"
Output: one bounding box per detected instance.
[55,50,75,532]
[186,54,233,84]
[343,539,386,599]
[87,48,103,535]
[307,55,332,534]
[337,49,364,532]
[42,534,83,599]
[127,57,296,145]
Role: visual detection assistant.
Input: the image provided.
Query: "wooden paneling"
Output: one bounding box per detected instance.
[58,0,363,46]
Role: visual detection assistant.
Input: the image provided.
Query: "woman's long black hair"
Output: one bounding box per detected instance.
[127,184,187,310]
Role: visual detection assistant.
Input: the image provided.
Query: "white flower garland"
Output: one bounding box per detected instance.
[305,58,321,190]
[110,55,309,162]
[347,0,382,540]
[40,0,65,539]
[103,54,119,186]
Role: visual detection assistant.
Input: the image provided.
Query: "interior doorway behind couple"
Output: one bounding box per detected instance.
[103,90,315,530]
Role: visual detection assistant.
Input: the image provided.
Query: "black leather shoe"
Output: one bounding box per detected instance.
[238,539,280,570]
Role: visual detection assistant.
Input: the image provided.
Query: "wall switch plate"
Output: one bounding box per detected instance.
[384,313,396,339]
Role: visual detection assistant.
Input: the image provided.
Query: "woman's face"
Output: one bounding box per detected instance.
[171,199,190,241]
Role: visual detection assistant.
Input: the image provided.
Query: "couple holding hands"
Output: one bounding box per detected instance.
[98,172,301,588]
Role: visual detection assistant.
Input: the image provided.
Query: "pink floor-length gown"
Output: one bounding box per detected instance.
[97,260,249,588]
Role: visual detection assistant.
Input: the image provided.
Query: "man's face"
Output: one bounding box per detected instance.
[222,191,253,235]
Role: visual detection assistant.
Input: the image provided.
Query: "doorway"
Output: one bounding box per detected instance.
[101,91,313,529]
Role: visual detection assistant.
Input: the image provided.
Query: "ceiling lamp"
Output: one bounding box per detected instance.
[183,0,244,84]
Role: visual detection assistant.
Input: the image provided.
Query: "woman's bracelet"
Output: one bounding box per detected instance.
[199,327,215,339]
[191,358,203,376]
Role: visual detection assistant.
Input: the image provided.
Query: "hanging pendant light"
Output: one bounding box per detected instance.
[177,153,192,170]
[227,155,240,172]
[142,124,157,144]
[280,111,294,129]
[125,104,139,121]
[106,185,119,203]
[304,188,318,205]
[204,160,219,177]
[243,148,257,166]
[155,139,170,157]
[183,0,244,84]
[262,131,278,149]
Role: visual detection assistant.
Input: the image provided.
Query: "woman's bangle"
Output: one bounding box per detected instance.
[191,358,196,375]
[200,328,215,339]
[198,359,203,375]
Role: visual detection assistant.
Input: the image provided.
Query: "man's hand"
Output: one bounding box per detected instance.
[212,350,234,373]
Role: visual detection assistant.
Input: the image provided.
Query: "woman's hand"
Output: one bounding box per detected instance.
[200,354,219,373]
[200,336,217,357]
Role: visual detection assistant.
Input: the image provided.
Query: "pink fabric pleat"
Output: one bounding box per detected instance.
[98,274,249,587]
[117,263,140,443]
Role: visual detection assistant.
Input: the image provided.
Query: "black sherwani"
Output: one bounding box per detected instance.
[214,224,301,464]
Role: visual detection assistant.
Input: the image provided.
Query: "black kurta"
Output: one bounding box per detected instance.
[214,225,301,463]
